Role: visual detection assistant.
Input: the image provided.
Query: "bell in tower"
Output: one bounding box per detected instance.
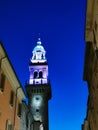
[26,37,52,130]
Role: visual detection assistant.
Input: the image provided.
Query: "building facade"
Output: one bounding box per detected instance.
[0,42,26,130]
[26,38,52,130]
[82,0,98,130]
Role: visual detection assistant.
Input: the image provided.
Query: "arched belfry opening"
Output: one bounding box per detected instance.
[34,71,38,79]
[39,71,43,78]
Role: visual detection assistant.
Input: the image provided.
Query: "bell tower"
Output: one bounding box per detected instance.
[26,38,51,130]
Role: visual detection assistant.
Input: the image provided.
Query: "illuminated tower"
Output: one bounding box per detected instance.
[26,38,51,130]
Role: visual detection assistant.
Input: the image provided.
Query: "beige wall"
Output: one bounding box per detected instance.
[0,43,26,130]
[0,74,20,130]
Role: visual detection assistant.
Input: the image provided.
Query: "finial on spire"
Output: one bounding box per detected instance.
[37,33,42,45]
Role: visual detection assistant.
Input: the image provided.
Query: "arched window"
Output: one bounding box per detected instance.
[41,54,44,59]
[34,71,38,78]
[39,71,43,78]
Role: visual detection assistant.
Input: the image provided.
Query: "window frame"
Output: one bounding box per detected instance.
[17,103,22,118]
[0,73,6,92]
[9,90,14,107]
[6,120,13,130]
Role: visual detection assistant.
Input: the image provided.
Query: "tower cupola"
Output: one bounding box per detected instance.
[31,38,46,63]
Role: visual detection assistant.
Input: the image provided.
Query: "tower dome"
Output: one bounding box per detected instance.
[31,38,46,63]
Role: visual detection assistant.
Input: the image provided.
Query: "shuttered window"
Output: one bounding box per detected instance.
[0,73,5,92]
[9,91,14,107]
[6,120,13,130]
[17,103,22,117]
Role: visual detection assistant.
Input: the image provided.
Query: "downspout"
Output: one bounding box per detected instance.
[27,110,33,130]
[13,87,21,129]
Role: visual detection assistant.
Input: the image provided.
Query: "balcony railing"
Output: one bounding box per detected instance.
[29,78,48,85]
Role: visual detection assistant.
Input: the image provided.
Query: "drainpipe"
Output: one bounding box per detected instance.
[13,87,21,129]
[27,110,34,130]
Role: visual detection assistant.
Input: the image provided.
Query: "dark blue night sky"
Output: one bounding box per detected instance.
[0,0,88,130]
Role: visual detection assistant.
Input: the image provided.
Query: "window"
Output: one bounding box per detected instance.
[36,97,39,100]
[6,120,13,130]
[17,103,22,117]
[39,71,43,78]
[0,111,1,117]
[41,54,44,59]
[36,109,39,112]
[34,71,38,78]
[9,91,14,107]
[0,73,5,92]
[93,29,97,47]
[95,21,97,32]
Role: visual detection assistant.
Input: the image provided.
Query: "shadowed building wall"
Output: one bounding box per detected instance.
[82,0,98,130]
